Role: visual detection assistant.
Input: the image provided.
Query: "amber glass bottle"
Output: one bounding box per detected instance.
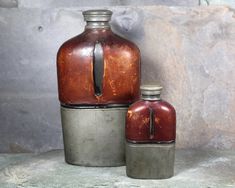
[126,85,176,143]
[57,10,140,106]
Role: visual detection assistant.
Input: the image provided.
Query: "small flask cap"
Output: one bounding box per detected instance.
[140,85,163,96]
[82,9,112,22]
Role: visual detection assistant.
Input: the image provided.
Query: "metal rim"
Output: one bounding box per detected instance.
[61,103,130,109]
[82,9,112,22]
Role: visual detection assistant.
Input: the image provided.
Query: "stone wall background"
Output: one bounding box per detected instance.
[0,0,235,152]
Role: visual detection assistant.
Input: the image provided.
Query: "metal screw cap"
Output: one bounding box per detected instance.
[82,9,112,22]
[140,85,163,96]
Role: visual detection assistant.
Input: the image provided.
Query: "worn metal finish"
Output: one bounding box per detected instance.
[140,85,162,101]
[85,21,110,29]
[149,107,154,138]
[126,142,175,179]
[93,41,104,96]
[61,106,127,166]
[83,9,112,22]
[84,10,111,29]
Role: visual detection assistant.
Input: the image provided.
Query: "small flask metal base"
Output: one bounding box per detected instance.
[61,106,127,167]
[126,141,175,179]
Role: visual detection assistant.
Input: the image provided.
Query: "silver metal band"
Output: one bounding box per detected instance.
[85,22,110,29]
[126,139,175,144]
[61,103,130,109]
[141,94,161,101]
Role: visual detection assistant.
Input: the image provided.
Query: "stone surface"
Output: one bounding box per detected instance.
[1,5,235,152]
[201,0,235,7]
[16,0,198,8]
[14,0,235,8]
[0,0,18,8]
[0,149,234,187]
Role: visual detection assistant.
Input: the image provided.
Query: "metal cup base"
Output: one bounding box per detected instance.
[61,106,127,167]
[126,141,175,179]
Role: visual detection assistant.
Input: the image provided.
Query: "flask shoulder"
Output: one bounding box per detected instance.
[152,100,176,115]
[127,100,176,120]
[111,32,140,54]
[57,32,88,55]
[57,30,140,60]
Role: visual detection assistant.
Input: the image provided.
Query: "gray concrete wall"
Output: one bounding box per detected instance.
[1,0,235,152]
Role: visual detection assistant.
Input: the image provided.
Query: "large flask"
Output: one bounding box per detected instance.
[57,9,141,166]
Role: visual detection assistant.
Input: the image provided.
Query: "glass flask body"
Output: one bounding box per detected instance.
[126,89,176,143]
[57,12,140,106]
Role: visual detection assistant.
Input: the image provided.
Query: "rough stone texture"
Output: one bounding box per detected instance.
[0,0,18,8]
[14,0,235,8]
[0,149,234,187]
[0,153,34,170]
[1,5,235,152]
[16,0,198,8]
[201,0,235,7]
[138,6,235,149]
[1,0,235,9]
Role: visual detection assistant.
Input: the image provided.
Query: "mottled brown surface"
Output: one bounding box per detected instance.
[126,100,176,142]
[57,28,140,105]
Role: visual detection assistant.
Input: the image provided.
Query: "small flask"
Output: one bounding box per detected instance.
[125,85,176,179]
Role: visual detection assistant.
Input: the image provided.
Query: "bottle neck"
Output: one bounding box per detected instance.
[141,94,161,101]
[85,21,111,29]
